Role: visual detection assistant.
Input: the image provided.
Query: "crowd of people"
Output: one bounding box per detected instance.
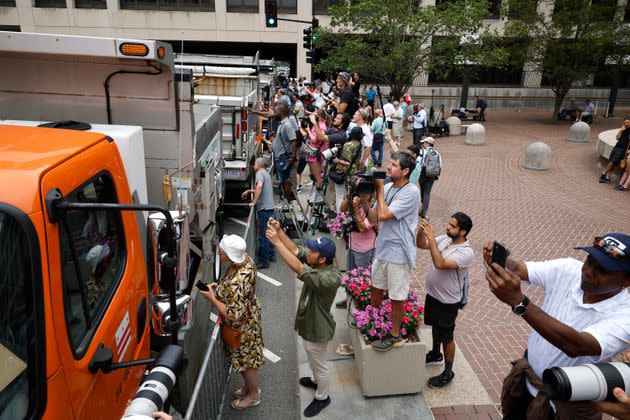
[196,72,630,420]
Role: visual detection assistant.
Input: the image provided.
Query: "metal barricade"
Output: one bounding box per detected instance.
[181,206,257,420]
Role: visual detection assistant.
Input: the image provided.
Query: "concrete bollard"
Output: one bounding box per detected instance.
[446,116,462,136]
[522,142,552,171]
[568,121,590,143]
[464,123,485,145]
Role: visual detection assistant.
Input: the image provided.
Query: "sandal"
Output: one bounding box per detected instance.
[233,387,260,399]
[230,395,261,410]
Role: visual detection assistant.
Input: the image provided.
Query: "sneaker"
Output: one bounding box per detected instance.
[372,334,406,352]
[299,377,318,389]
[428,371,455,388]
[614,184,624,190]
[269,255,277,263]
[304,397,331,417]
[256,261,270,270]
[335,299,348,309]
[599,174,611,183]
[425,351,445,366]
[296,184,303,193]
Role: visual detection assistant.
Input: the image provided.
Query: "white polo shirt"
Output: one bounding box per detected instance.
[524,258,630,398]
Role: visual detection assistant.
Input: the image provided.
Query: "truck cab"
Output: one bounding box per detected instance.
[0,125,150,419]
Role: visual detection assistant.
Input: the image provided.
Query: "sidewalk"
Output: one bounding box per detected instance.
[298,110,628,419]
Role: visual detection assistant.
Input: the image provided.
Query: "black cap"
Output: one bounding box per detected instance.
[348,126,365,140]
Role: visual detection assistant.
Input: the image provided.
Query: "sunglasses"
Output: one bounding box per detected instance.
[593,237,628,260]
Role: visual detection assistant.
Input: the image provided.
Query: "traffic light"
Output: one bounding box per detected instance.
[265,0,277,28]
[312,18,319,29]
[306,50,319,66]
[303,27,312,50]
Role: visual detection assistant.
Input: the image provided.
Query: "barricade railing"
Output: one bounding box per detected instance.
[181,205,257,420]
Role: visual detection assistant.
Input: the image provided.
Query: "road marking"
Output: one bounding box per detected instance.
[263,347,282,363]
[257,272,282,286]
[227,217,248,228]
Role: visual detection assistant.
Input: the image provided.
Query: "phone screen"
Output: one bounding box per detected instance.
[491,241,508,268]
[195,280,209,292]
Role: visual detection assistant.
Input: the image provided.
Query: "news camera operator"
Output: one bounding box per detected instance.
[483,234,630,419]
[367,152,421,351]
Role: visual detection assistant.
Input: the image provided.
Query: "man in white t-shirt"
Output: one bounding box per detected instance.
[484,233,630,419]
[347,108,373,170]
[416,212,474,389]
[383,97,396,141]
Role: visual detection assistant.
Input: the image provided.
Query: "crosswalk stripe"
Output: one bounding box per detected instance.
[263,347,282,363]
[257,272,282,286]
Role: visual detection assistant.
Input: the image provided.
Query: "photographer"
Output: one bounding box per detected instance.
[328,126,365,211]
[347,108,373,171]
[265,218,341,417]
[484,234,630,419]
[368,151,421,351]
[303,109,330,203]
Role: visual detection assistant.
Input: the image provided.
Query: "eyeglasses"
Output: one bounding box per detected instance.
[593,237,629,260]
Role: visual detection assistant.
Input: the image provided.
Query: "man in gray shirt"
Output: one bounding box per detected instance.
[416,212,474,388]
[242,157,276,269]
[368,151,421,351]
[272,103,299,203]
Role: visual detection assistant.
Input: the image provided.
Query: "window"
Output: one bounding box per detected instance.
[120,0,213,11]
[226,0,257,12]
[0,0,16,6]
[277,0,296,13]
[487,0,501,18]
[75,0,106,8]
[506,0,537,20]
[34,0,67,7]
[313,0,340,14]
[0,207,44,419]
[59,174,125,356]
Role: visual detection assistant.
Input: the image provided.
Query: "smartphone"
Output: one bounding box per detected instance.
[491,241,509,268]
[195,280,209,292]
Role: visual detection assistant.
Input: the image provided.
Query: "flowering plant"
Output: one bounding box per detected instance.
[340,266,372,310]
[352,289,424,342]
[326,211,353,239]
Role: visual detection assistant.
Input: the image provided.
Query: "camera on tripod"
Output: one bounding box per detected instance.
[351,170,387,196]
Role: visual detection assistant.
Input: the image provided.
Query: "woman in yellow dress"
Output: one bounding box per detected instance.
[200,234,265,410]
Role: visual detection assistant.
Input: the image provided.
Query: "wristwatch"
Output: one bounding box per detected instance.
[512,296,529,316]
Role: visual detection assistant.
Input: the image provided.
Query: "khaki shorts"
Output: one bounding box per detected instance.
[371,259,411,301]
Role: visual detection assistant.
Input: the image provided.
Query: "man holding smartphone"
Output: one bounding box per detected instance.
[484,233,630,419]
[416,212,474,388]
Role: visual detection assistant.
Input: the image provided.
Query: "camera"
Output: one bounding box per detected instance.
[122,345,184,419]
[322,147,340,161]
[300,117,309,129]
[351,170,387,196]
[543,362,630,401]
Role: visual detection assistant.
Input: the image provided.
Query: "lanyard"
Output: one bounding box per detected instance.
[385,182,409,206]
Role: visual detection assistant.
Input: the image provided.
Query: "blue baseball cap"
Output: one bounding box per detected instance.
[305,237,336,261]
[575,233,630,274]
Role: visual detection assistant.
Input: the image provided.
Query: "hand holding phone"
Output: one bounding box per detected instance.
[491,241,509,268]
[195,280,210,292]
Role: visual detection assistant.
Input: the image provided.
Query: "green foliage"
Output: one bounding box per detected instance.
[315,0,507,98]
[501,0,630,116]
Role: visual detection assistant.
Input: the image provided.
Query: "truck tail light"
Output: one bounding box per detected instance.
[236,123,240,139]
[119,43,149,57]
[241,110,248,132]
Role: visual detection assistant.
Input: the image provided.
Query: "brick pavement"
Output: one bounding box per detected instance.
[400,110,629,419]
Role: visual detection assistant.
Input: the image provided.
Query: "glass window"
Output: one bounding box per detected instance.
[226,0,258,12]
[34,0,67,7]
[119,0,213,11]
[75,0,106,9]
[277,0,296,13]
[0,212,35,418]
[59,174,125,355]
[313,0,340,14]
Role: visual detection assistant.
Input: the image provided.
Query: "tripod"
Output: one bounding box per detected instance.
[271,152,306,245]
[305,162,331,236]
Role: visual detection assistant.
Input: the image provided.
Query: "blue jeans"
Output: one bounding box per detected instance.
[275,154,291,183]
[257,209,275,264]
[370,141,384,165]
[413,128,424,146]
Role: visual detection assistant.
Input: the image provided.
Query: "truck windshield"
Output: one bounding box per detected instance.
[0,211,36,419]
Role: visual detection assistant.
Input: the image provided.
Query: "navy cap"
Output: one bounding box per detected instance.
[305,237,337,261]
[575,233,630,273]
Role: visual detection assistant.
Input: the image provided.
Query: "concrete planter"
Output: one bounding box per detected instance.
[350,323,426,397]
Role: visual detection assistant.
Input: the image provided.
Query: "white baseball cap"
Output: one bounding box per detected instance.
[422,137,435,145]
[86,244,111,274]
[219,234,247,264]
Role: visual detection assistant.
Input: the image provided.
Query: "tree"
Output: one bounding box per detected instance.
[501,0,630,119]
[314,0,506,99]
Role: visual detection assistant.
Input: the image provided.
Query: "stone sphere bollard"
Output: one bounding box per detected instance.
[464,123,485,145]
[568,121,590,143]
[446,116,462,136]
[522,142,552,171]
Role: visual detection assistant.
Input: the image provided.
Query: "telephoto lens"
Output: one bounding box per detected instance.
[122,344,185,419]
[543,362,630,401]
[322,147,339,161]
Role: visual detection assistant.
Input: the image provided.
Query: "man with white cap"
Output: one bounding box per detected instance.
[484,233,630,419]
[266,218,341,417]
[418,137,442,218]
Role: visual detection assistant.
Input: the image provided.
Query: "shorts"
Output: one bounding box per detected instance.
[275,154,291,182]
[348,248,374,271]
[424,294,459,342]
[370,259,411,301]
[387,121,393,129]
[610,147,627,164]
[297,156,307,175]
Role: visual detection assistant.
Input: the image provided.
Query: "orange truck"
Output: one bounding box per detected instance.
[0,31,225,419]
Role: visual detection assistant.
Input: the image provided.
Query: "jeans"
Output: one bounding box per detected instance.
[370,141,384,165]
[256,209,275,264]
[274,154,291,183]
[419,176,435,218]
[413,128,424,146]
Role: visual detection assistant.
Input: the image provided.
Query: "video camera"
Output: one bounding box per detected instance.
[352,170,387,196]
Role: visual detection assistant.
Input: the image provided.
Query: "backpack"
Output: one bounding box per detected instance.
[422,148,442,178]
